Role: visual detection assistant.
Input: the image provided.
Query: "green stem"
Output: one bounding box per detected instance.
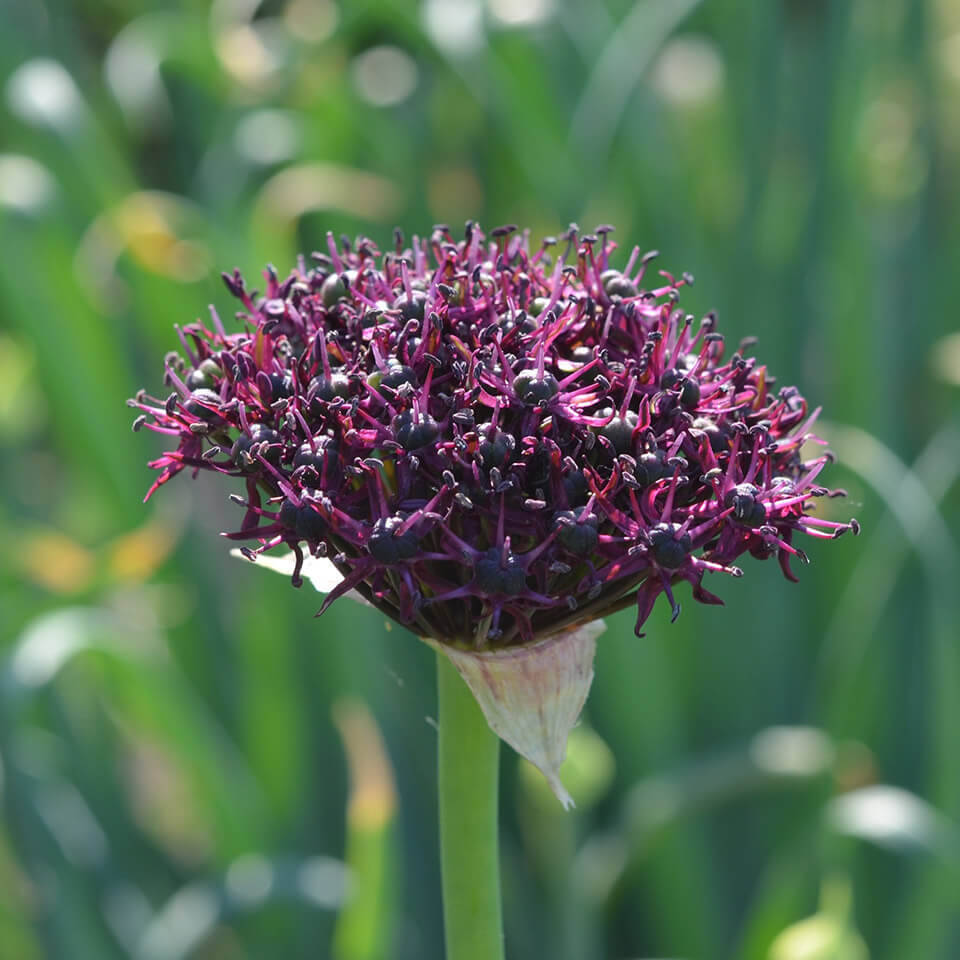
[436,650,505,960]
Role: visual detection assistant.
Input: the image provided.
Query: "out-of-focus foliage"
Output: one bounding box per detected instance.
[1,0,959,957]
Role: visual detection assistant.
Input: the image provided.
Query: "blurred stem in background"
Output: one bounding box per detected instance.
[331,698,397,960]
[436,651,505,960]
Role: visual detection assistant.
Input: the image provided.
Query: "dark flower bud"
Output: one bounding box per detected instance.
[529,297,550,317]
[725,483,766,527]
[187,358,222,391]
[268,371,293,399]
[293,439,338,475]
[601,270,638,299]
[232,423,282,468]
[368,516,420,563]
[600,410,639,454]
[501,312,536,336]
[296,504,326,540]
[308,373,351,410]
[474,547,526,596]
[691,416,729,453]
[279,497,299,528]
[231,435,255,469]
[660,369,701,409]
[322,270,357,308]
[395,412,440,450]
[636,449,667,486]
[379,364,419,391]
[523,443,552,490]
[280,499,326,540]
[649,522,692,569]
[562,468,589,505]
[479,429,515,468]
[553,508,599,556]
[394,291,427,321]
[184,389,223,422]
[250,423,282,464]
[513,369,560,405]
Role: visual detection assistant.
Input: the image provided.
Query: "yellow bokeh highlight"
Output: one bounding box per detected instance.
[332,698,397,831]
[20,530,95,594]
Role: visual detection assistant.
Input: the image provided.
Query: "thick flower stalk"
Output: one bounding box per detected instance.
[131,222,858,648]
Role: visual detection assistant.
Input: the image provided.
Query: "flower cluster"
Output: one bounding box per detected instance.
[131,223,857,647]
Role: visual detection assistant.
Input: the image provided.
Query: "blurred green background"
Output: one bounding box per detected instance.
[2,0,959,957]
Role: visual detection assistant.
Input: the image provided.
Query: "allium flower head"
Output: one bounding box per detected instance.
[131,222,860,804]
[131,223,858,647]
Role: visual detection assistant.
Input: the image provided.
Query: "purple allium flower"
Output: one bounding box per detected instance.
[131,223,858,648]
